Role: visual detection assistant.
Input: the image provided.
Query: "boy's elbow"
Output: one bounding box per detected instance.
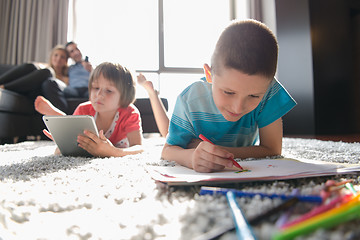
[161,143,174,159]
[269,146,282,157]
[161,144,169,159]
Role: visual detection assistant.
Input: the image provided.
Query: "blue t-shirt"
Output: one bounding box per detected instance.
[68,62,90,88]
[166,79,296,149]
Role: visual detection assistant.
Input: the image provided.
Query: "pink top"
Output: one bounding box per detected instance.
[73,101,141,148]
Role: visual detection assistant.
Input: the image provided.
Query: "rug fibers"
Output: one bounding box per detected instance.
[0,137,360,240]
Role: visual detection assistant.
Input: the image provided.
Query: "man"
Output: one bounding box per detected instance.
[41,42,92,114]
[64,41,92,98]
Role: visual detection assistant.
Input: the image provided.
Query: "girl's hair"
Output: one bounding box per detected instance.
[211,19,278,80]
[48,45,69,76]
[89,62,136,108]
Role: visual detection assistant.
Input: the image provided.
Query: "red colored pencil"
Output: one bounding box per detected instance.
[199,134,243,170]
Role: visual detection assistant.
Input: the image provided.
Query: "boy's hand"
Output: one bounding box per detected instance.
[191,141,234,172]
[77,130,114,157]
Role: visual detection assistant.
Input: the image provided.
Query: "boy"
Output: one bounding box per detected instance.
[161,19,296,173]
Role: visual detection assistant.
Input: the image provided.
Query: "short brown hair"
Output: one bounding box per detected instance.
[89,62,136,108]
[211,19,278,79]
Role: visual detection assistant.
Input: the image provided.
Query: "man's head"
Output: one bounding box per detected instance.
[211,19,278,80]
[65,41,83,63]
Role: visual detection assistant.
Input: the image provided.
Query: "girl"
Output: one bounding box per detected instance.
[35,62,143,157]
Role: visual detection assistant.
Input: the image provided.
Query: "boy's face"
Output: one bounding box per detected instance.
[211,67,270,122]
[90,75,121,114]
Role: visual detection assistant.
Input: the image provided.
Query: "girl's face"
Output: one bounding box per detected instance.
[212,67,270,122]
[90,75,121,114]
[51,49,68,69]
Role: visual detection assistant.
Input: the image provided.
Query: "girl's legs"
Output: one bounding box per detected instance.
[41,78,68,114]
[34,96,66,116]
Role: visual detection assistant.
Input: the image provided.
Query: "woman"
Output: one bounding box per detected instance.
[40,45,72,113]
[0,45,69,102]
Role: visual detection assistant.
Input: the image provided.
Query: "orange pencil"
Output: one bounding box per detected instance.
[203,64,212,83]
[199,134,243,170]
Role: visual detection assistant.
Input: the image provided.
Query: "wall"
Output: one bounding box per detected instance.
[274,0,316,135]
[309,0,360,135]
[268,0,360,136]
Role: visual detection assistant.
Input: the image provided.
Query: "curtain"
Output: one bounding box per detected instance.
[249,0,263,21]
[0,0,69,65]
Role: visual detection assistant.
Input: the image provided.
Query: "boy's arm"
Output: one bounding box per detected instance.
[162,142,234,173]
[223,118,283,159]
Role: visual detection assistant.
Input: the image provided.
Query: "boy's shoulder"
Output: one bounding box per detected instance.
[180,81,211,100]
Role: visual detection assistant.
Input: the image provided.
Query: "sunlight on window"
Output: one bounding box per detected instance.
[163,0,231,68]
[68,0,249,114]
[68,0,158,70]
[160,73,205,115]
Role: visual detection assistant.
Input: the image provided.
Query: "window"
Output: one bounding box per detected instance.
[68,0,158,70]
[68,0,249,113]
[163,0,230,69]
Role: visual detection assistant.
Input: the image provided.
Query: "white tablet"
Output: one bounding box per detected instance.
[43,115,99,157]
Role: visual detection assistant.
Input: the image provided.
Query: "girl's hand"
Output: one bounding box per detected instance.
[191,141,234,172]
[43,129,53,141]
[137,73,155,93]
[77,130,115,157]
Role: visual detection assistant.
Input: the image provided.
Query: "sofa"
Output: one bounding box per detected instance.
[0,64,168,144]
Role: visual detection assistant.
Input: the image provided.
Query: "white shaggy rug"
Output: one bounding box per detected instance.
[0,137,360,240]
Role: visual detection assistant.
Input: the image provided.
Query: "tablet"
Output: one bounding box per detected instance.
[43,115,99,157]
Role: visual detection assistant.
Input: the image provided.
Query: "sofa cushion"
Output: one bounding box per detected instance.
[0,88,35,114]
[134,98,168,133]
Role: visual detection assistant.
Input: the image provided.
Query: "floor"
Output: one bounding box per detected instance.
[284,134,360,143]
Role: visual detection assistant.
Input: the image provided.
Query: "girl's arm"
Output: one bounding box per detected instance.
[223,118,283,159]
[147,89,169,137]
[77,130,143,157]
[137,74,169,137]
[127,129,143,146]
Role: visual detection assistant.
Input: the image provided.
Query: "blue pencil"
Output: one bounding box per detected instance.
[200,186,323,203]
[226,191,257,240]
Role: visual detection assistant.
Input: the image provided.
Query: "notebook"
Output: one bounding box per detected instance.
[146,158,360,185]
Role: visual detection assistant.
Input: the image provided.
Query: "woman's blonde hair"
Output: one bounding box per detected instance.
[48,45,69,77]
[89,62,136,108]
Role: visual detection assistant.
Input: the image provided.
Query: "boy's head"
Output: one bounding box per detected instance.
[211,19,278,80]
[89,62,136,108]
[209,20,278,122]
